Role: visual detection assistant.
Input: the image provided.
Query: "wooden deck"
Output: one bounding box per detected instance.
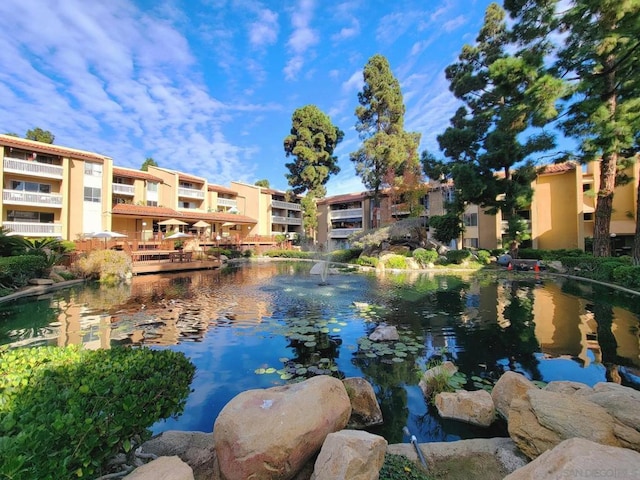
[129,250,222,275]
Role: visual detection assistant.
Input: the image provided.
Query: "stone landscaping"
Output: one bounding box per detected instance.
[121,365,640,480]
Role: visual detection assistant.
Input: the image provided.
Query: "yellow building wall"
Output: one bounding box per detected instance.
[532,169,582,250]
[231,182,264,235]
[148,166,177,209]
[67,157,85,239]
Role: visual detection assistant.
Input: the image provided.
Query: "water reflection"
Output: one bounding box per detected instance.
[0,264,639,443]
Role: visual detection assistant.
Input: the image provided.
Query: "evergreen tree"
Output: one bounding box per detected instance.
[25,127,54,144]
[351,54,421,224]
[141,157,158,171]
[254,179,270,188]
[433,2,562,253]
[284,105,343,240]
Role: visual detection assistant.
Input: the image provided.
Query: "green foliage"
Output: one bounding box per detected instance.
[73,250,132,285]
[476,250,491,265]
[385,255,408,269]
[284,104,344,197]
[559,256,631,282]
[355,256,379,267]
[379,454,432,480]
[254,179,270,187]
[412,248,438,267]
[519,248,586,261]
[445,249,473,265]
[0,227,27,257]
[207,247,242,259]
[351,54,421,204]
[140,157,158,171]
[429,213,463,245]
[25,127,54,144]
[0,345,195,479]
[59,240,76,253]
[264,249,316,259]
[328,248,362,263]
[243,249,254,258]
[0,255,47,291]
[349,218,426,250]
[612,266,640,289]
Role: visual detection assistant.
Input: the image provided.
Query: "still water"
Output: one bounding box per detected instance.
[1,261,639,443]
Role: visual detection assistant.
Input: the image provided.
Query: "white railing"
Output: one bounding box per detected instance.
[3,189,63,208]
[330,228,361,238]
[178,187,205,199]
[329,208,363,220]
[2,221,63,237]
[3,157,64,179]
[272,215,302,225]
[217,198,237,208]
[272,199,301,211]
[112,184,135,195]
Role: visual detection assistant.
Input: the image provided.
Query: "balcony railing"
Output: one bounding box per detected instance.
[217,198,237,208]
[3,157,64,179]
[329,208,363,220]
[3,189,63,208]
[2,221,62,237]
[330,228,361,238]
[272,215,302,225]
[112,184,135,196]
[272,199,301,211]
[178,187,205,199]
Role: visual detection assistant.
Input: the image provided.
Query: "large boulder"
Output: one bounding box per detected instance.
[369,325,399,341]
[140,431,215,480]
[123,456,194,480]
[418,361,458,398]
[491,371,537,420]
[311,430,387,480]
[213,375,352,480]
[342,377,383,428]
[435,389,495,427]
[503,437,640,480]
[580,382,640,433]
[508,388,640,459]
[543,380,593,396]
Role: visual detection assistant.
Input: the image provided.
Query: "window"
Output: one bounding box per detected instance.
[464,238,479,248]
[147,182,158,192]
[146,200,158,207]
[463,213,478,227]
[7,210,54,223]
[84,163,103,176]
[584,212,594,221]
[11,181,51,193]
[84,187,101,202]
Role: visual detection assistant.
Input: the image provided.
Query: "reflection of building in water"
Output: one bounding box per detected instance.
[611,306,640,368]
[531,283,598,366]
[54,299,112,349]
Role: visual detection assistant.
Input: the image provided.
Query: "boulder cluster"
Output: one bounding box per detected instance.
[125,370,640,479]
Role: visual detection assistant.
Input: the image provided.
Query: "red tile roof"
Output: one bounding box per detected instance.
[319,191,369,205]
[0,134,110,161]
[539,162,577,175]
[178,172,205,184]
[208,184,238,195]
[111,203,256,224]
[113,167,164,183]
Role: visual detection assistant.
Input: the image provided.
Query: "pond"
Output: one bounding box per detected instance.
[1,261,639,444]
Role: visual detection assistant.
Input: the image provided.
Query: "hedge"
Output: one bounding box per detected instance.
[611,265,640,289]
[0,345,195,479]
[0,255,47,290]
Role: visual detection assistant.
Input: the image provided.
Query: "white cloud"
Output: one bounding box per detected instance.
[341,71,363,94]
[283,0,318,80]
[248,9,279,48]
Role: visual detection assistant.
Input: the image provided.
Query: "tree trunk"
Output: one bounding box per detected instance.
[633,174,640,266]
[593,154,616,257]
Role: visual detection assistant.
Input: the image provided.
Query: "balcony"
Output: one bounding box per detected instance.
[217,198,237,208]
[272,199,301,211]
[112,184,135,196]
[2,221,62,237]
[3,157,64,179]
[178,187,205,199]
[272,215,302,225]
[329,208,363,220]
[3,189,63,208]
[330,228,361,238]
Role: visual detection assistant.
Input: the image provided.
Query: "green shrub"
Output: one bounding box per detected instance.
[328,248,362,263]
[380,454,431,480]
[385,254,408,269]
[612,265,640,289]
[0,255,47,290]
[355,256,379,267]
[412,248,438,267]
[559,256,629,281]
[59,240,76,253]
[73,250,132,285]
[243,249,254,258]
[520,248,586,261]
[264,249,315,259]
[476,250,491,265]
[445,249,472,265]
[0,345,195,479]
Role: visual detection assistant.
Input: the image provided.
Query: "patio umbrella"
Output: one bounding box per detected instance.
[165,231,193,240]
[192,220,210,228]
[88,230,127,248]
[158,218,188,226]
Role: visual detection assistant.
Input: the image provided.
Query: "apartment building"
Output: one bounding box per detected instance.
[317,192,370,251]
[0,134,113,239]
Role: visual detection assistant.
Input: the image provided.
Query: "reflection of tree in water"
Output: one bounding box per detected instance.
[454,280,541,381]
[0,294,61,345]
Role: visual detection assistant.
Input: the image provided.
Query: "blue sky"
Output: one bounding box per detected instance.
[0,0,496,196]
